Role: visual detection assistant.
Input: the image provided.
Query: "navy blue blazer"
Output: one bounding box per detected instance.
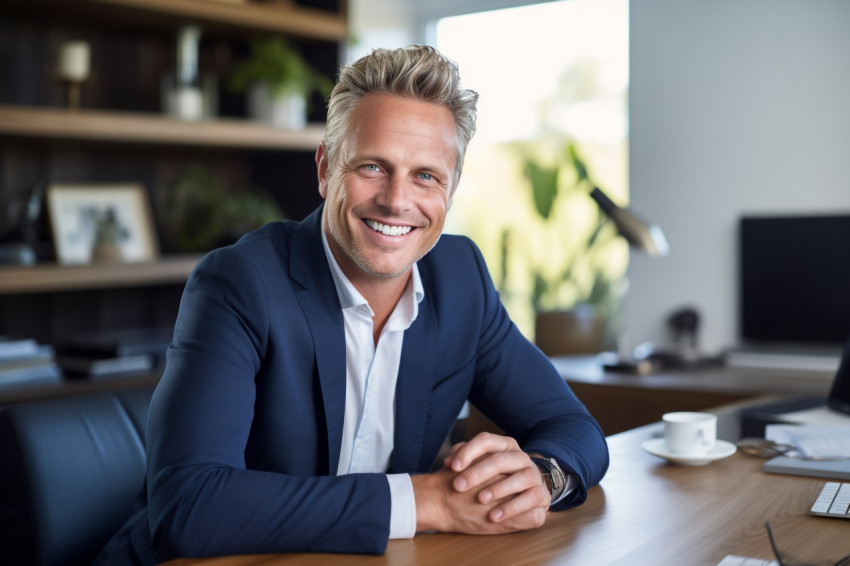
[97,206,608,564]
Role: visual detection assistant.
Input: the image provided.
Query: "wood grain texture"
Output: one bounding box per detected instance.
[162,423,850,566]
[0,107,326,150]
[0,0,347,40]
[0,254,202,294]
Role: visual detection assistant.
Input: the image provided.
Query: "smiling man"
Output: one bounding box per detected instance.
[96,46,609,565]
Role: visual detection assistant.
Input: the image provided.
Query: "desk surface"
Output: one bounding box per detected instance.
[551,355,835,396]
[164,422,850,566]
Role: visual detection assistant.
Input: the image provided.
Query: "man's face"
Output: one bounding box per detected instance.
[317,93,458,284]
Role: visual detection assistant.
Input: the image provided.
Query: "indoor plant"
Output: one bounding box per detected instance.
[228,36,332,129]
[505,141,626,354]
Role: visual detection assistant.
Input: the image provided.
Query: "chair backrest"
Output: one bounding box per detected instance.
[0,385,154,566]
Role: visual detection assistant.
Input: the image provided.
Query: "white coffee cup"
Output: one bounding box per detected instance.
[662,412,717,456]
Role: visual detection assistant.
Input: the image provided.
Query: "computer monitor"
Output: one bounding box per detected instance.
[829,334,850,416]
[739,214,850,347]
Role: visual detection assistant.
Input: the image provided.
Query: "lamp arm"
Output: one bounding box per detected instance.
[589,187,670,257]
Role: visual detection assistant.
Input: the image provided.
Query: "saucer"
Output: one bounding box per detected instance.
[641,438,737,466]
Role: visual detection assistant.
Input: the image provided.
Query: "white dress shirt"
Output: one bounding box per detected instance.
[320,228,575,538]
[321,229,421,539]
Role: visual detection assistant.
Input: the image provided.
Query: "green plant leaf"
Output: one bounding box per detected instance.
[227,36,332,99]
[568,143,590,185]
[527,160,559,220]
[532,271,548,311]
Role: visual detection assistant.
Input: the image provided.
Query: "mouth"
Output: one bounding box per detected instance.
[364,219,414,237]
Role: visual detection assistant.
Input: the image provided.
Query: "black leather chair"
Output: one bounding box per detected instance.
[0,385,154,566]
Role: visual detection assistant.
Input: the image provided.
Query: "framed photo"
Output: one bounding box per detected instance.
[46,183,159,265]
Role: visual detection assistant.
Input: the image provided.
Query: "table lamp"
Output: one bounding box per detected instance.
[589,187,671,373]
[590,187,669,257]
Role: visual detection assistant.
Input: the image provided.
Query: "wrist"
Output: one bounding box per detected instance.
[529,455,567,504]
[410,472,446,532]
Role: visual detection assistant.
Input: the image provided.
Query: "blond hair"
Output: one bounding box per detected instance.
[323,45,479,186]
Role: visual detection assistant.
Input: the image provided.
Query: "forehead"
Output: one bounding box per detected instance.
[345,93,458,172]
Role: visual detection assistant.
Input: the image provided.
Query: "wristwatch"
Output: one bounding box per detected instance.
[530,455,567,503]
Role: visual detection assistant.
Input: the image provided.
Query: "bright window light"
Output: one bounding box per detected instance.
[437,0,629,339]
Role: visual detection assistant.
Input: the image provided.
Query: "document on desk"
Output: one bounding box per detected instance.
[717,556,777,566]
[765,425,850,459]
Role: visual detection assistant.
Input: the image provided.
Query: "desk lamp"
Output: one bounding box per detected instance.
[590,187,669,257]
[589,187,671,373]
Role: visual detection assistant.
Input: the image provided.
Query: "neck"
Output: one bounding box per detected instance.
[348,270,410,345]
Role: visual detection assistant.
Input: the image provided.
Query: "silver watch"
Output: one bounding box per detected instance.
[530,456,567,502]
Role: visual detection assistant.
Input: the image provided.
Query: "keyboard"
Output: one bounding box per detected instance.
[810,482,850,518]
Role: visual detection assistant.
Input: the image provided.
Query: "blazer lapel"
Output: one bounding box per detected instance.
[391,295,437,472]
[290,206,347,475]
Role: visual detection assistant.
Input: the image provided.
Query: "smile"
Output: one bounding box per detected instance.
[365,219,413,236]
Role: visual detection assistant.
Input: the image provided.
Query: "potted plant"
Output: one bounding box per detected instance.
[158,164,285,253]
[228,36,332,129]
[504,141,626,355]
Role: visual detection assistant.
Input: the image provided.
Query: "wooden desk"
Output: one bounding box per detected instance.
[552,356,834,435]
[163,422,849,566]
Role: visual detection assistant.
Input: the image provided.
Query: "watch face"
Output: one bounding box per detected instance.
[531,457,558,498]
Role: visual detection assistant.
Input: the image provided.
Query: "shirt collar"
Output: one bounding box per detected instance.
[320,222,424,320]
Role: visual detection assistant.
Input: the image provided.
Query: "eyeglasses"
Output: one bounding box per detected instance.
[737,438,850,461]
[765,522,850,566]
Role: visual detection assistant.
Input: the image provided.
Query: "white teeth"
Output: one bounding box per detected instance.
[365,219,412,236]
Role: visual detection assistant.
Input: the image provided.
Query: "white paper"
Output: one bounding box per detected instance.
[765,425,850,459]
[716,555,778,566]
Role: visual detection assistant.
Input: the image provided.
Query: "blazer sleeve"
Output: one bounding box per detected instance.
[461,239,610,510]
[144,247,392,560]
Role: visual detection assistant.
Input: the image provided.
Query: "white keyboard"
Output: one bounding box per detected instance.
[810,482,850,518]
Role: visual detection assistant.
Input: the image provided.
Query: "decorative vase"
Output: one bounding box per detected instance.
[248,83,306,129]
[534,307,607,356]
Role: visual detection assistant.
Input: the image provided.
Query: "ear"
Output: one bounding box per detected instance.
[316,143,329,199]
[447,174,461,211]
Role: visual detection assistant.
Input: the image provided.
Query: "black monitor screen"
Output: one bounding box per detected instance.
[740,215,850,345]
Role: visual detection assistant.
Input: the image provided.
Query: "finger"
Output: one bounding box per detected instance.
[443,441,467,467]
[488,483,550,525]
[449,432,518,473]
[490,501,549,532]
[452,449,529,493]
[476,464,541,504]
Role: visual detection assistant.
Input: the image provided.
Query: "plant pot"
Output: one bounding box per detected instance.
[534,308,607,356]
[248,83,306,129]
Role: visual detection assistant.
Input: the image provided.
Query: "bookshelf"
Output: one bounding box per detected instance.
[0,255,203,295]
[0,0,344,390]
[0,0,348,40]
[0,106,326,149]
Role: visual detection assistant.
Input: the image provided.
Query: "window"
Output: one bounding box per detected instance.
[436,0,629,338]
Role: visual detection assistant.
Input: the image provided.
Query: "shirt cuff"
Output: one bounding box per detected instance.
[386,473,416,539]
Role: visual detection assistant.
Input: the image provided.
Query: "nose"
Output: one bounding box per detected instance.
[377,174,412,213]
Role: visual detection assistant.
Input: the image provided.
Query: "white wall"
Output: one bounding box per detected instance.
[347,0,542,59]
[349,0,850,354]
[628,0,850,354]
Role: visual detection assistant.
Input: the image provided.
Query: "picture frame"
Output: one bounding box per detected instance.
[46,183,159,265]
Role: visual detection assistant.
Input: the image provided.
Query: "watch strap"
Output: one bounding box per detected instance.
[530,455,567,504]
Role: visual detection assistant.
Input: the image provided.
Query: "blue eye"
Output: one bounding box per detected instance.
[362,164,380,172]
[418,173,434,181]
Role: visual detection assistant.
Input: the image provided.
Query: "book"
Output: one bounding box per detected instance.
[0,344,56,367]
[0,338,41,360]
[64,328,171,367]
[0,360,63,389]
[58,353,154,378]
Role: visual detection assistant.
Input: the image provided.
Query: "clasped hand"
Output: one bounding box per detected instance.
[412,432,551,534]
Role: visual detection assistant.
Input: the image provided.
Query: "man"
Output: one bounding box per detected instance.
[96,45,608,564]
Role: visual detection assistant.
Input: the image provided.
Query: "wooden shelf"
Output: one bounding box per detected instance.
[0,105,325,149]
[0,372,162,405]
[0,255,203,294]
[2,0,348,41]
